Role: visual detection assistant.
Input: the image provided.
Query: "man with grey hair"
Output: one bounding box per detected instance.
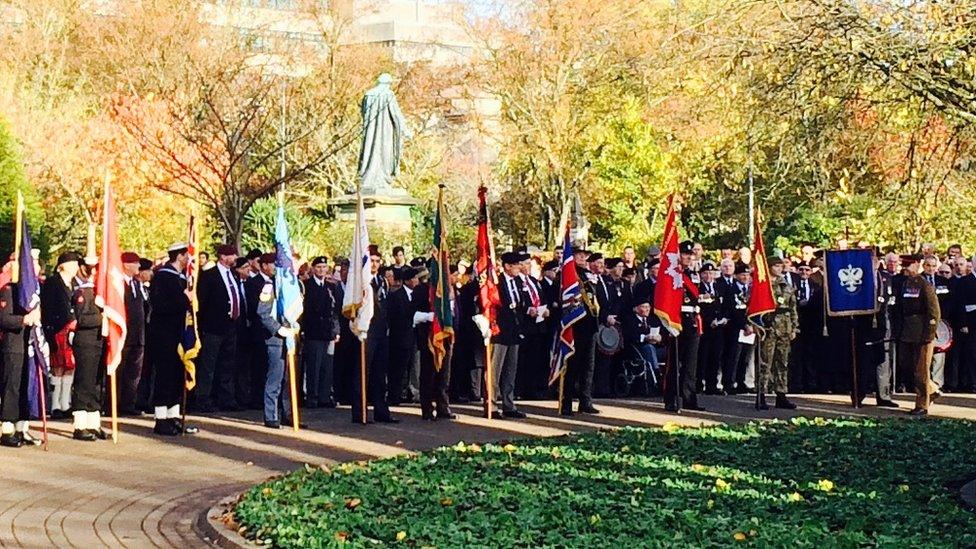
[921,255,955,391]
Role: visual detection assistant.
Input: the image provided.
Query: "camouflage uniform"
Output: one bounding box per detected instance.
[760,276,798,394]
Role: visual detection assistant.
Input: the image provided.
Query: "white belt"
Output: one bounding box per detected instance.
[966,304,976,313]
[681,306,700,313]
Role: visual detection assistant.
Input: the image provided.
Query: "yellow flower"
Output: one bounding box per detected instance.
[468,443,482,453]
[335,531,349,543]
[706,499,715,509]
[454,441,467,453]
[396,531,407,542]
[503,443,517,453]
[813,417,827,426]
[261,487,273,496]
[550,448,561,458]
[898,484,910,493]
[621,445,631,453]
[817,479,834,492]
[733,532,747,541]
[440,497,454,506]
[662,421,681,433]
[714,478,731,492]
[787,492,804,503]
[692,463,706,473]
[589,514,601,525]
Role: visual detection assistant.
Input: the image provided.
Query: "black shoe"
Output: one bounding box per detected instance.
[320,400,337,409]
[491,411,505,420]
[578,405,600,414]
[51,409,70,420]
[559,408,574,416]
[686,404,707,411]
[73,429,96,441]
[664,403,681,413]
[755,395,769,411]
[436,413,457,421]
[375,416,400,424]
[282,417,309,429]
[421,413,436,421]
[876,399,900,408]
[775,393,797,410]
[153,419,179,436]
[15,432,41,446]
[502,410,527,419]
[469,398,484,405]
[264,420,281,429]
[89,428,109,440]
[0,434,23,448]
[909,408,928,416]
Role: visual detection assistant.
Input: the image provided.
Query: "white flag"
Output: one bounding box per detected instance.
[341,193,374,338]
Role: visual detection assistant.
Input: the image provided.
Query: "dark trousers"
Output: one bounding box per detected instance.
[351,337,392,422]
[698,329,722,392]
[735,343,754,390]
[194,330,238,409]
[263,339,284,423]
[334,335,356,405]
[233,332,255,408]
[420,342,452,417]
[303,339,335,405]
[136,348,155,412]
[665,327,700,408]
[387,342,415,406]
[560,331,594,411]
[151,342,184,409]
[796,331,825,392]
[517,333,550,398]
[720,327,740,392]
[0,351,26,422]
[72,332,103,413]
[118,345,144,414]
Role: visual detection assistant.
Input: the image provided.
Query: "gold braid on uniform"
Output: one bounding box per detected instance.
[580,278,600,317]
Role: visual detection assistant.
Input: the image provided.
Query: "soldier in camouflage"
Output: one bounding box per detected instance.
[759,257,798,410]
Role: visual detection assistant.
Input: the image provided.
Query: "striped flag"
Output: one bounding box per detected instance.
[94,181,127,375]
[178,215,201,391]
[342,193,374,337]
[548,222,585,385]
[274,198,303,352]
[428,185,454,371]
[12,191,49,419]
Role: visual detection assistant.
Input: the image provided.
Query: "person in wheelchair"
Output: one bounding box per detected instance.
[618,297,664,395]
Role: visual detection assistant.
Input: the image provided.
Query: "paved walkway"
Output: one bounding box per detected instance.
[1,393,974,548]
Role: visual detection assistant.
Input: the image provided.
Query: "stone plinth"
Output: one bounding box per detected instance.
[330,188,421,234]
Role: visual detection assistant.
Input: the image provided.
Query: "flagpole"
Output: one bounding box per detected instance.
[36,353,49,450]
[287,349,300,431]
[360,339,368,424]
[484,342,493,419]
[557,370,565,413]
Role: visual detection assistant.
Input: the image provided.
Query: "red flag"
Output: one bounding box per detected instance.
[475,186,501,336]
[747,208,776,320]
[94,181,127,376]
[654,194,684,335]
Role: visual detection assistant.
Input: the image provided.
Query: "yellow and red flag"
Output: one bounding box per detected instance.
[747,209,776,321]
[653,194,684,335]
[428,184,454,371]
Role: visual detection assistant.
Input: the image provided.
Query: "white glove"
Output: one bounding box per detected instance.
[412,311,435,327]
[538,305,549,318]
[277,326,295,338]
[472,314,491,339]
[68,332,75,345]
[357,331,368,342]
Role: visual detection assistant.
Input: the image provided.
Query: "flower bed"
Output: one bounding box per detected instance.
[233,418,976,548]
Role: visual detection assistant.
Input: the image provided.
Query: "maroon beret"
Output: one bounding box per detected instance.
[368,244,381,258]
[216,244,239,257]
[259,252,277,265]
[120,252,141,264]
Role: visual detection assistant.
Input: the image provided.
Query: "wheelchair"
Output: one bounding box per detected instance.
[614,344,661,397]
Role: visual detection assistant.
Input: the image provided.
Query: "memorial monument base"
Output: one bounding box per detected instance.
[330,188,421,235]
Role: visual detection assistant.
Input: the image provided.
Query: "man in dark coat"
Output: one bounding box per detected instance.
[0,277,41,448]
[118,252,147,416]
[149,243,193,436]
[386,267,419,406]
[40,252,80,419]
[892,254,941,415]
[350,246,399,424]
[697,262,725,394]
[193,244,243,412]
[302,256,340,408]
[135,259,155,413]
[492,251,528,419]
[70,262,105,440]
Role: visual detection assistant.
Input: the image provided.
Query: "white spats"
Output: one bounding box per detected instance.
[154,406,167,420]
[87,412,101,430]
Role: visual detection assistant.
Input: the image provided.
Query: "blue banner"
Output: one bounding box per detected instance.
[274,202,303,352]
[824,249,879,316]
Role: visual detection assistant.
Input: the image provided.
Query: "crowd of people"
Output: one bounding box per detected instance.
[1,236,973,448]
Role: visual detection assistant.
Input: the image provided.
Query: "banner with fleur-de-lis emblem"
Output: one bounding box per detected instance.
[824,248,880,316]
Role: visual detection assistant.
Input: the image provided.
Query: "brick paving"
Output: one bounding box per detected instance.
[0,392,973,548]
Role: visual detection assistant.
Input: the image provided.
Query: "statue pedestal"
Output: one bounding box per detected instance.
[330,188,420,235]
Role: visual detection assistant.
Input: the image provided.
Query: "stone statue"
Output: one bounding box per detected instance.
[357,73,412,194]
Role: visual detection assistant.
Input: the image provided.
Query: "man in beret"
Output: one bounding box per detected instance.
[232,256,259,409]
[303,256,340,409]
[149,243,195,436]
[40,251,81,421]
[667,240,705,412]
[697,261,725,395]
[193,244,243,413]
[118,252,148,416]
[794,260,827,394]
[892,254,941,415]
[756,257,798,410]
[135,258,155,413]
[245,249,262,278]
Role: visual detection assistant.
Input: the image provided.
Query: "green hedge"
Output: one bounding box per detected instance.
[234,418,976,548]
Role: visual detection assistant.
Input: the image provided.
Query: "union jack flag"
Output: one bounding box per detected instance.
[548,222,586,385]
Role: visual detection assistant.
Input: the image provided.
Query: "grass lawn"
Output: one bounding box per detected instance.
[233,417,976,548]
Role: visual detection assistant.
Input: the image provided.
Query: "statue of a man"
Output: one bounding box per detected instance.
[357,73,412,194]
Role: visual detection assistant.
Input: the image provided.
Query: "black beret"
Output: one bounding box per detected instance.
[587,252,604,262]
[647,258,661,268]
[396,267,419,281]
[702,261,717,272]
[234,257,250,269]
[138,258,153,271]
[542,259,559,271]
[246,249,262,261]
[517,251,531,262]
[679,240,695,254]
[622,267,636,277]
[734,262,750,275]
[311,256,328,266]
[605,257,622,269]
[410,257,426,268]
[632,295,651,307]
[56,251,82,267]
[501,251,520,265]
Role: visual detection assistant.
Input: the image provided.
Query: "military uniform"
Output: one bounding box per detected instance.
[892,258,941,414]
[148,258,191,436]
[71,277,105,440]
[759,268,798,408]
[667,240,704,412]
[0,283,30,447]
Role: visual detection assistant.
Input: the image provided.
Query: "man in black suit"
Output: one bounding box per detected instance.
[149,243,194,436]
[302,256,340,408]
[562,245,600,415]
[40,252,80,420]
[193,244,243,412]
[794,261,826,393]
[587,253,617,398]
[622,296,662,374]
[491,251,528,419]
[697,262,725,394]
[713,258,739,394]
[386,267,420,407]
[729,263,754,393]
[118,252,147,416]
[412,265,456,421]
[517,253,550,399]
[245,254,275,413]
